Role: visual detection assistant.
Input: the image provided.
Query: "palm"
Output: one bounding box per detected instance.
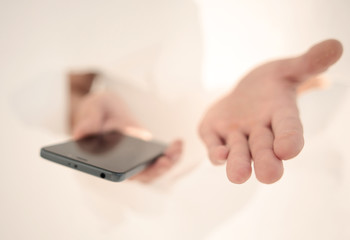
[199,39,343,184]
[207,63,296,133]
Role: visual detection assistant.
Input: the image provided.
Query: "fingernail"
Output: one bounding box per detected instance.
[216,159,226,164]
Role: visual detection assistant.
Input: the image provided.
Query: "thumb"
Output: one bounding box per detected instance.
[288,39,343,81]
[72,108,105,140]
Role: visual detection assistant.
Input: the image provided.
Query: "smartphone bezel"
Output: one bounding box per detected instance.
[40,133,164,182]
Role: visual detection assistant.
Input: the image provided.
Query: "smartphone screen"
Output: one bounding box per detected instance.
[41,131,166,181]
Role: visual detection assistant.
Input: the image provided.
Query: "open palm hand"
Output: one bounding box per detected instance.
[199,39,343,184]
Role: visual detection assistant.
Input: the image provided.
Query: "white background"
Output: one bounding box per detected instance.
[1,0,349,239]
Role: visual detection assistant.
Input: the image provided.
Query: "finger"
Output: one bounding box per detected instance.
[131,156,174,183]
[209,146,230,165]
[131,141,183,183]
[164,139,183,160]
[73,106,105,139]
[286,39,343,81]
[249,126,284,184]
[272,104,304,160]
[102,120,153,141]
[199,128,229,165]
[225,131,252,184]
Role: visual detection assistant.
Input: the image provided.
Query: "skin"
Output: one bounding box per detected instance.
[69,74,183,183]
[69,39,342,185]
[198,39,343,184]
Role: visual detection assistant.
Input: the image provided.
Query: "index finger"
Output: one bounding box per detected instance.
[73,104,105,139]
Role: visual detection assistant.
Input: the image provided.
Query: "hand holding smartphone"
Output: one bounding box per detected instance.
[41,131,167,182]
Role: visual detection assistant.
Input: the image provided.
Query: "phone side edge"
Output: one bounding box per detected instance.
[40,148,125,182]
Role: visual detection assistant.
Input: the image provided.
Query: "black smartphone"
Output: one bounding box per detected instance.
[40,131,167,182]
